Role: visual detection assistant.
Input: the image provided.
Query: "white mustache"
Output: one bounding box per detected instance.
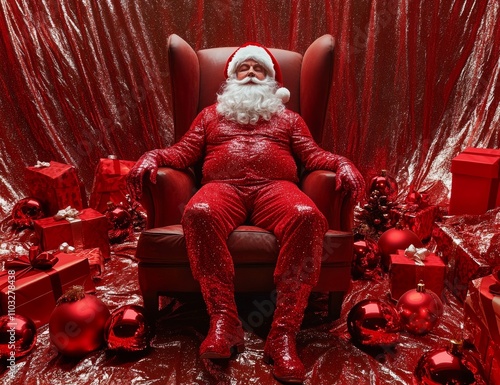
[233,76,267,85]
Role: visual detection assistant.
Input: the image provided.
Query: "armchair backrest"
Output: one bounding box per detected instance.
[167,34,335,145]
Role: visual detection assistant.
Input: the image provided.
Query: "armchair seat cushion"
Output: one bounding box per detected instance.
[136,224,353,268]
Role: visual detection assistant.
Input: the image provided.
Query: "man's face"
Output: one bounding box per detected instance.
[235,59,267,81]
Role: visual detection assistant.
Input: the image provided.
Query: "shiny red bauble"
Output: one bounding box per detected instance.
[105,305,151,353]
[367,170,398,200]
[396,282,444,335]
[347,299,401,347]
[352,238,381,279]
[49,286,110,357]
[11,197,45,229]
[378,227,423,269]
[0,314,37,359]
[414,340,487,384]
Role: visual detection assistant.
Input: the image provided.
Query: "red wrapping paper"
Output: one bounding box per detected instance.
[89,158,136,213]
[404,205,440,241]
[34,208,110,260]
[0,253,95,327]
[464,275,500,384]
[75,248,104,279]
[449,153,500,215]
[432,222,493,302]
[25,161,86,216]
[389,249,445,301]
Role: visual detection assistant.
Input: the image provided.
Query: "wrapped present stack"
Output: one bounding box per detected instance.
[0,246,95,328]
[432,209,499,302]
[464,274,500,385]
[25,161,86,216]
[89,156,136,213]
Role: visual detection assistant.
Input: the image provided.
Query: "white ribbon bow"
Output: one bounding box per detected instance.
[34,160,50,168]
[59,242,75,253]
[54,206,80,221]
[404,244,430,266]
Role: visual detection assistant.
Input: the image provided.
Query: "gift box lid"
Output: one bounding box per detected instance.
[451,153,500,178]
[390,248,445,267]
[463,147,500,158]
[26,161,81,189]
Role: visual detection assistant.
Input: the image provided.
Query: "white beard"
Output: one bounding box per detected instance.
[216,77,285,125]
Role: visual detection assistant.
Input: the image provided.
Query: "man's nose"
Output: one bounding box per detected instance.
[247,71,255,77]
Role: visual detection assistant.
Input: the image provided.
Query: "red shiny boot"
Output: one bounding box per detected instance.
[199,279,245,359]
[263,282,312,383]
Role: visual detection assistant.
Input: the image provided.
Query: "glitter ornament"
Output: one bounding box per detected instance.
[396,281,444,335]
[105,305,151,353]
[11,197,45,230]
[367,170,398,200]
[0,314,37,359]
[347,299,401,347]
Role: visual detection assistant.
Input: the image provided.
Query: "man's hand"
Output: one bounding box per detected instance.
[335,161,366,203]
[126,150,161,202]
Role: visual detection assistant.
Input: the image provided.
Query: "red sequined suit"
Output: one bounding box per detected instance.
[128,103,364,382]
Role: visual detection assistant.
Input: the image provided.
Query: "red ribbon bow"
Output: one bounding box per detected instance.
[5,251,59,271]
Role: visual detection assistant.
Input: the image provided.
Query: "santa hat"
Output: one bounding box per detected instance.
[224,42,290,103]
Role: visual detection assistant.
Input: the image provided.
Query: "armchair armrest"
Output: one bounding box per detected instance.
[141,167,196,229]
[300,170,354,232]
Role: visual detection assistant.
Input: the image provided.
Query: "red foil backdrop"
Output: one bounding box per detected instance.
[0,0,499,217]
[0,1,498,384]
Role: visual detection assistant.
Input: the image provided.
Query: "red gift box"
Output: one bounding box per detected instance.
[34,208,110,259]
[89,157,136,213]
[0,253,95,327]
[25,161,86,216]
[389,249,445,301]
[463,147,500,208]
[449,152,500,215]
[464,275,500,384]
[432,222,493,302]
[404,205,440,241]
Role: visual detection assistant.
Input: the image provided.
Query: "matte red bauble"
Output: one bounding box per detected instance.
[11,197,45,229]
[0,314,37,359]
[347,299,401,347]
[414,340,487,384]
[396,282,444,335]
[105,305,151,353]
[378,227,423,269]
[49,286,110,357]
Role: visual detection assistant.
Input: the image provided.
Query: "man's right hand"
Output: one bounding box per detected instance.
[126,150,161,202]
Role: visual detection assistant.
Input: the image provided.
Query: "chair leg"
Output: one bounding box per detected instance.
[327,291,345,321]
[142,292,159,321]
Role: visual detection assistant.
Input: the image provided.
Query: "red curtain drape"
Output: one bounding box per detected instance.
[0,0,499,218]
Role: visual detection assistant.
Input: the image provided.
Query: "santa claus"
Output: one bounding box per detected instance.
[127,42,365,383]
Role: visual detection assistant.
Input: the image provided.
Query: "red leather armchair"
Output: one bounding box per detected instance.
[135,34,355,321]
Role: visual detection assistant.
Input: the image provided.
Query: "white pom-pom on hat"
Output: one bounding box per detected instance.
[275,87,290,103]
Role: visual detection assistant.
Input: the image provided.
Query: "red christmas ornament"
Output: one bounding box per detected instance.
[0,314,37,359]
[368,170,398,200]
[49,286,110,357]
[347,299,401,347]
[105,201,133,243]
[105,305,151,353]
[414,339,487,384]
[396,281,444,335]
[378,227,423,269]
[11,197,45,230]
[352,238,381,280]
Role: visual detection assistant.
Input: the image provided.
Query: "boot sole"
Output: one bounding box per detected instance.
[200,343,245,360]
[263,353,305,383]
